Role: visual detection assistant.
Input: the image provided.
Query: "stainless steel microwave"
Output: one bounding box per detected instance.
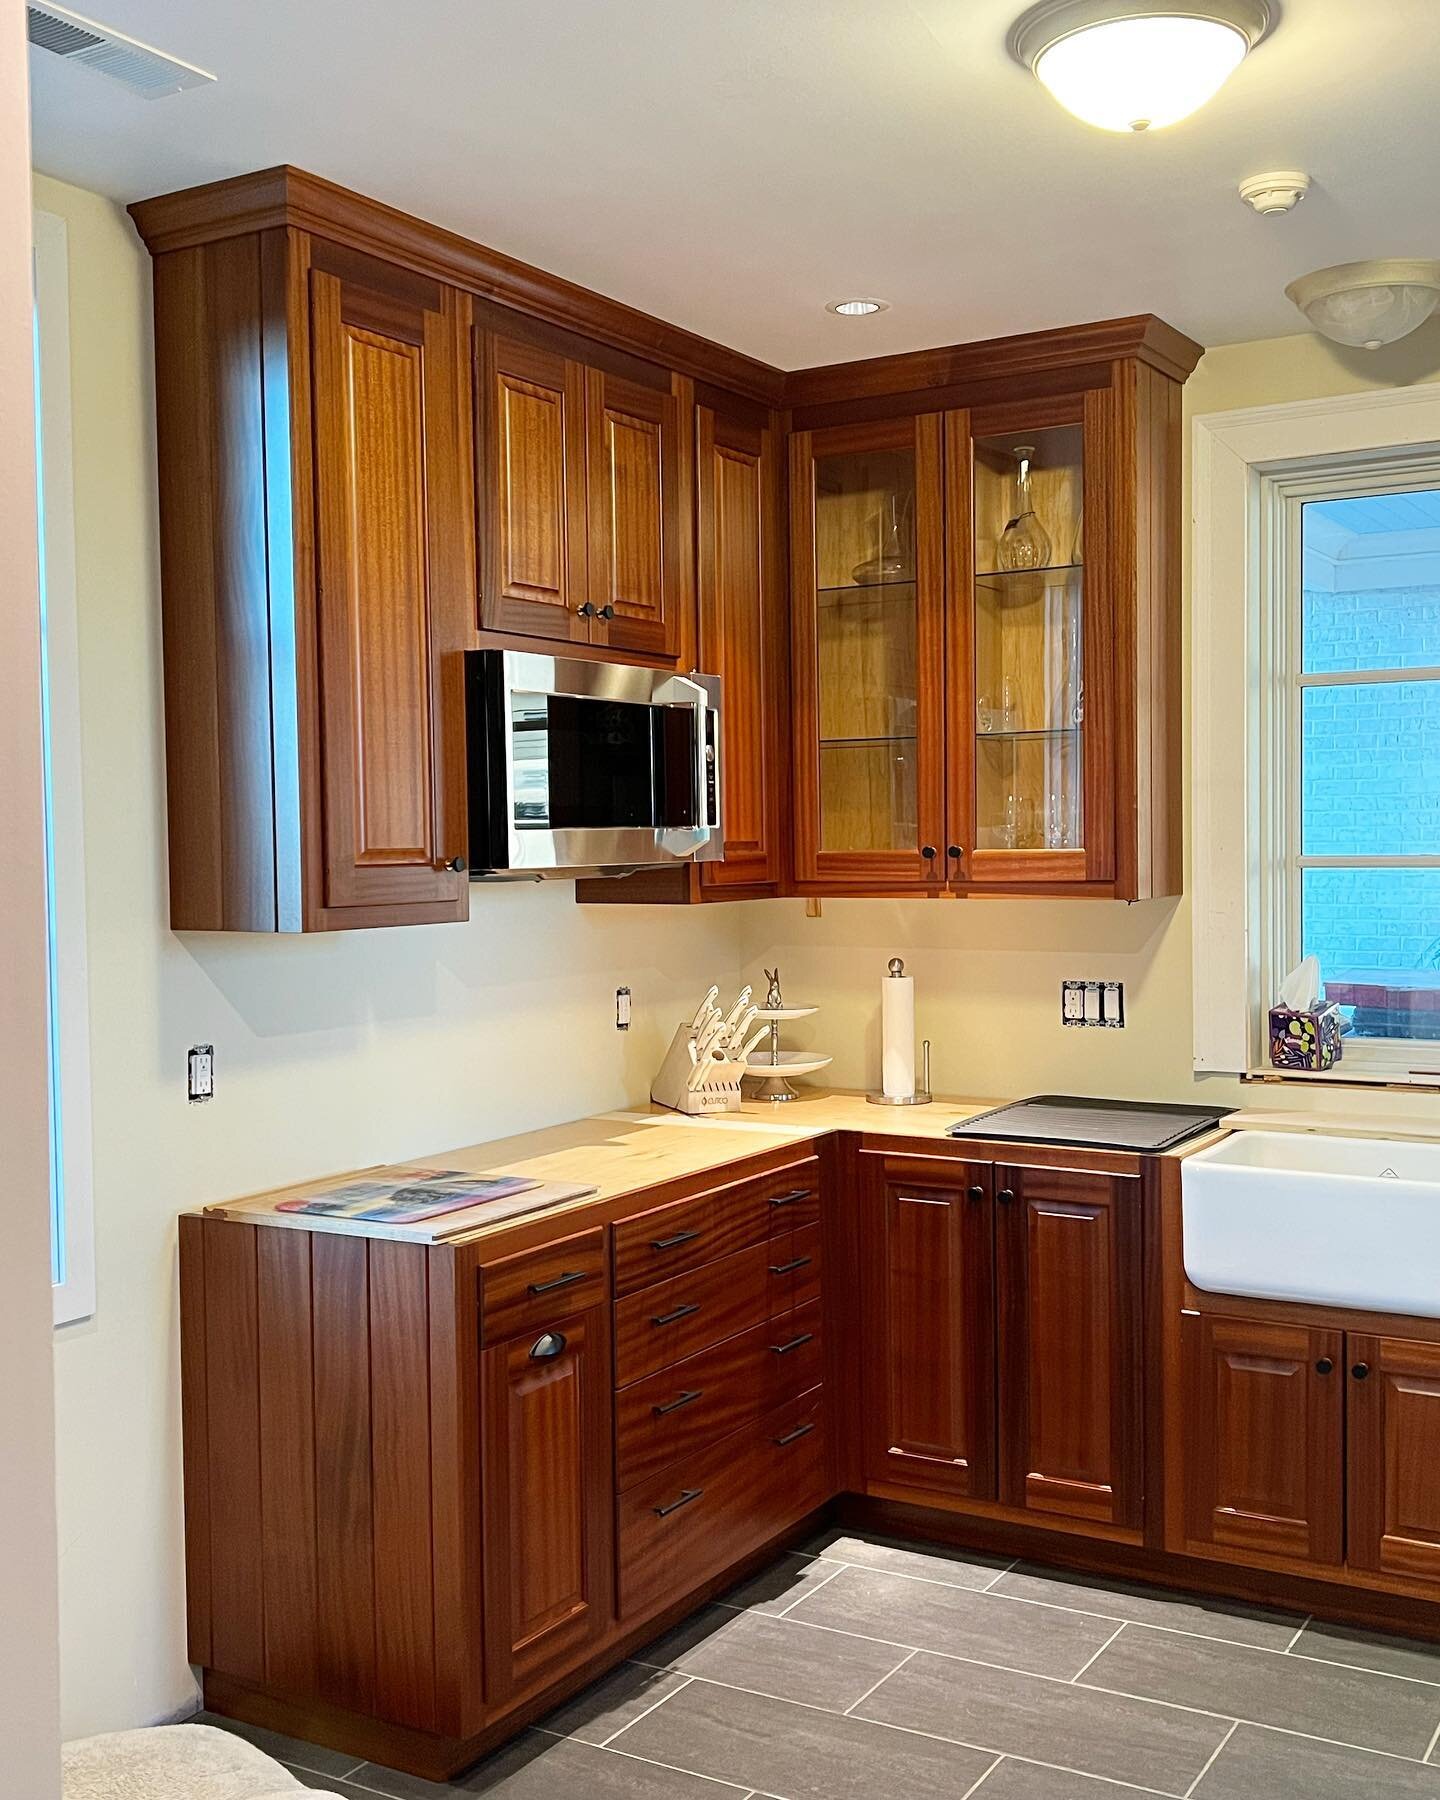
[465,651,722,877]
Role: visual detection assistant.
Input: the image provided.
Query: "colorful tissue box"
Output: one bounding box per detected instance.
[1268,1002,1343,1071]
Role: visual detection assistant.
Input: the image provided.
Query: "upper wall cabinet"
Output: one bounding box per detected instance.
[789,337,1193,901]
[477,331,685,660]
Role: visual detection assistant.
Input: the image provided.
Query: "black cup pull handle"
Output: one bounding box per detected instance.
[652,1302,701,1328]
[769,1188,812,1208]
[529,1331,567,1361]
[654,1487,703,1518]
[527,1270,587,1296]
[770,1331,814,1356]
[650,1228,702,1252]
[773,1421,817,1447]
[652,1389,703,1418]
[1315,1357,1334,1375]
[768,1255,813,1275]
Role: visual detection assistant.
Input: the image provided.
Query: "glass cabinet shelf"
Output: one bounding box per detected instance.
[817,579,917,603]
[820,733,917,749]
[975,563,1083,587]
[975,726,1080,743]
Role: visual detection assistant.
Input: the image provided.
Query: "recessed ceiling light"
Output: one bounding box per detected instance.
[827,298,889,317]
[1009,1,1272,133]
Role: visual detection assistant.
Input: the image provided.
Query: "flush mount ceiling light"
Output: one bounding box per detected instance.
[1285,261,1440,352]
[827,297,889,316]
[1009,0,1272,132]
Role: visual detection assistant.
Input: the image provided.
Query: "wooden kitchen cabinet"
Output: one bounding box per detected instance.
[996,1166,1143,1529]
[1348,1334,1440,1585]
[790,416,948,888]
[1182,1312,1345,1567]
[861,1157,995,1499]
[479,1300,614,1702]
[476,334,683,659]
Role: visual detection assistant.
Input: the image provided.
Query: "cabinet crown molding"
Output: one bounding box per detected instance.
[128,165,1202,412]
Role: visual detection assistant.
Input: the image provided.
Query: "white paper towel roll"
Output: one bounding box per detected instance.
[882,960,915,1099]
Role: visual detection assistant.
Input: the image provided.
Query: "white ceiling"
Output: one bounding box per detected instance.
[26,0,1440,369]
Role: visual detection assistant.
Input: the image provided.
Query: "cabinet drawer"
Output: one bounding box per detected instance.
[616,1299,824,1492]
[766,1221,821,1313]
[481,1229,607,1343]
[618,1387,828,1621]
[613,1160,820,1297]
[615,1234,816,1387]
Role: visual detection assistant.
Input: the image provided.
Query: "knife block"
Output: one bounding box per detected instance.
[651,1023,745,1116]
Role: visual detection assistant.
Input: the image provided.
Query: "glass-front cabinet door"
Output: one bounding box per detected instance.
[956,406,1098,885]
[792,417,946,886]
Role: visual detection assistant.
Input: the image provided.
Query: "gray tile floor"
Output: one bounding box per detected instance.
[200,1526,1440,1798]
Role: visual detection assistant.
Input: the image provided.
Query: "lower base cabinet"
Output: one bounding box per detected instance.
[1349,1334,1440,1584]
[862,1155,1142,1531]
[480,1301,614,1702]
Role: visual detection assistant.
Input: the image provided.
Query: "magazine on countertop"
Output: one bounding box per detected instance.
[205,1167,597,1242]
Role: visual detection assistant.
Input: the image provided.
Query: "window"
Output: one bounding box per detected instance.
[1193,385,1440,1084]
[33,207,95,1324]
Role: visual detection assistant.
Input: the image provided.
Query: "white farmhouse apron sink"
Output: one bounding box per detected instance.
[1181,1130,1440,1318]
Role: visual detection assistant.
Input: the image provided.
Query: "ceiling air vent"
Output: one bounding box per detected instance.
[26,2,214,98]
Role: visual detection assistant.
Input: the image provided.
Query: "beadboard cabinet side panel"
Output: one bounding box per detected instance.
[184,1219,455,1734]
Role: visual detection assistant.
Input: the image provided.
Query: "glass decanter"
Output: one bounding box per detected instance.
[852,492,912,585]
[996,444,1052,572]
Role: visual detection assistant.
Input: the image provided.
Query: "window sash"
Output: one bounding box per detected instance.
[1263,468,1440,1069]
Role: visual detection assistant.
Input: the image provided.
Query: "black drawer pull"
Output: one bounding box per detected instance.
[769,1188,812,1208]
[527,1270,588,1296]
[653,1487,703,1518]
[652,1389,703,1417]
[650,1228,702,1252]
[652,1302,701,1327]
[770,1331,814,1356]
[768,1255,812,1275]
[773,1421,817,1447]
[529,1331,567,1361]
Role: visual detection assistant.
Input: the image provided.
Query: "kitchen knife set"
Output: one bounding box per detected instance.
[650,983,767,1115]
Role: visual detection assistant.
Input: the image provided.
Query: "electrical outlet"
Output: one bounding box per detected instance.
[188,1043,214,1102]
[1061,981,1124,1028]
[615,986,632,1031]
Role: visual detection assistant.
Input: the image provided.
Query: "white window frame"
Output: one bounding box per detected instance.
[33,206,96,1324]
[1193,383,1440,1088]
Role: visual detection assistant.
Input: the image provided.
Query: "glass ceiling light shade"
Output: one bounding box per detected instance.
[1009,0,1272,132]
[1285,262,1440,352]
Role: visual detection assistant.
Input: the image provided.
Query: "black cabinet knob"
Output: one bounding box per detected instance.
[439,855,466,873]
[921,844,937,861]
[996,1188,1015,1206]
[948,845,963,860]
[1314,1357,1334,1376]
[598,604,616,620]
[966,1184,985,1204]
[577,601,596,617]
[1352,1362,1371,1381]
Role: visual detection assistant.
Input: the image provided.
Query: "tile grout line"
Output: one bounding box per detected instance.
[1070,1620,1130,1684]
[957,1752,1006,1799]
[1182,1719,1239,1798]
[979,1558,1020,1591]
[842,1646,918,1717]
[1282,1614,1313,1652]
[771,1559,848,1616]
[1423,1712,1440,1765]
[535,1723,755,1793]
[600,1671,695,1747]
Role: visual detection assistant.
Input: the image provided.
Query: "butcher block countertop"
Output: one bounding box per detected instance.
[194,1089,1264,1252]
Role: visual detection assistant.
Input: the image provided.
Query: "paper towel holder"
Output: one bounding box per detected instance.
[868,965,934,1110]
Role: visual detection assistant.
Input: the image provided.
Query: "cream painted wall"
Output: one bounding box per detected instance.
[36,171,743,1738]
[740,320,1440,1126]
[3,32,62,1800]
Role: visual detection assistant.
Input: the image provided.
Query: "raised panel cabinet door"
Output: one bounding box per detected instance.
[1182,1312,1344,1567]
[698,406,783,888]
[862,1159,996,1499]
[1348,1334,1440,1585]
[996,1167,1142,1528]
[479,334,590,643]
[310,268,472,920]
[585,368,681,658]
[480,1303,614,1702]
[790,416,947,889]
